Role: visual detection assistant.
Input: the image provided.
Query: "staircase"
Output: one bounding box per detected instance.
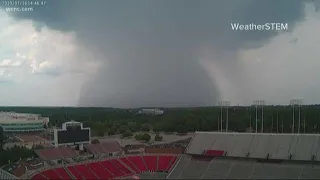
[156,156,159,171]
[52,169,63,179]
[85,164,100,179]
[99,161,115,176]
[63,167,76,179]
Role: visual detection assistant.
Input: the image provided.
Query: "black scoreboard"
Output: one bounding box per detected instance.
[57,128,90,144]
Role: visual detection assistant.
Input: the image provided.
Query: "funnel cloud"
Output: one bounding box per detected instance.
[0,0,319,107]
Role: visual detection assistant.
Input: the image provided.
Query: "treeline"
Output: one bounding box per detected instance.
[1,106,320,136]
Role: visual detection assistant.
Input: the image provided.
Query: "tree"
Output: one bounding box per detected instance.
[97,130,105,137]
[155,133,163,141]
[0,126,4,150]
[118,126,127,134]
[108,130,116,136]
[91,139,100,144]
[33,144,44,149]
[122,131,133,138]
[141,133,151,142]
[141,126,150,132]
[134,133,151,142]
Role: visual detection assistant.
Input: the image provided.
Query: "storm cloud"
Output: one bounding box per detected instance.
[1,0,320,107]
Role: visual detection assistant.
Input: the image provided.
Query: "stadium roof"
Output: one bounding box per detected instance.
[35,147,79,160]
[186,131,320,161]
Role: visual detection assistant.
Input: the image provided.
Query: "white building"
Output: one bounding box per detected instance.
[0,112,49,132]
[138,108,164,115]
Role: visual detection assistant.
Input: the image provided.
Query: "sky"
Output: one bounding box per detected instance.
[0,0,319,107]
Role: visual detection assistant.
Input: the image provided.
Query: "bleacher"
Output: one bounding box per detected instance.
[31,155,178,180]
[187,132,320,162]
[35,147,79,160]
[167,155,320,179]
[84,140,121,155]
[0,168,19,179]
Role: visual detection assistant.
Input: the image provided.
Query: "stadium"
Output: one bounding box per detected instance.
[2,124,320,179]
[0,112,49,132]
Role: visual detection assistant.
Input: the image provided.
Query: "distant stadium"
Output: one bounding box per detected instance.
[2,128,320,179]
[0,112,49,133]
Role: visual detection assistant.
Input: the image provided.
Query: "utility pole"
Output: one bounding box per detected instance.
[290,99,303,134]
[252,100,266,133]
[276,108,279,133]
[218,101,230,132]
[304,118,306,134]
[271,115,274,133]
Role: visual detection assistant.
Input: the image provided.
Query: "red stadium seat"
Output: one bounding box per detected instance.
[127,156,148,172]
[110,159,133,175]
[100,160,124,177]
[167,156,178,171]
[54,168,72,179]
[31,174,46,180]
[158,155,174,171]
[31,155,179,179]
[67,166,84,179]
[204,149,225,156]
[143,156,157,171]
[120,157,141,173]
[41,169,61,179]
[74,164,98,179]
[87,162,113,179]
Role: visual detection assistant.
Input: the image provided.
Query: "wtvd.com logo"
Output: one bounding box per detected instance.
[231,23,289,31]
[6,7,34,12]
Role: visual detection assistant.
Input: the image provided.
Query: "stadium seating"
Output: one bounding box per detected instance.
[54,168,72,179]
[158,155,174,171]
[120,157,141,173]
[73,164,98,179]
[110,159,133,175]
[66,166,84,179]
[100,160,124,177]
[40,169,61,179]
[35,147,78,160]
[31,155,178,180]
[126,156,148,172]
[86,162,113,179]
[143,156,157,171]
[204,149,225,156]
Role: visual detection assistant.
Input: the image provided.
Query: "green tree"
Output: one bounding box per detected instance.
[118,126,127,134]
[155,133,163,141]
[108,130,116,136]
[97,130,105,137]
[141,133,151,142]
[91,139,100,144]
[122,131,133,138]
[0,126,4,150]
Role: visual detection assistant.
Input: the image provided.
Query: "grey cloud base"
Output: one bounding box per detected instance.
[4,0,317,107]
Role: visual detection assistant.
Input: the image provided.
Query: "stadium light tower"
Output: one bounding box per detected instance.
[252,100,266,133]
[290,99,303,134]
[218,101,230,132]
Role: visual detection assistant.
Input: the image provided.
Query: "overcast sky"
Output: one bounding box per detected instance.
[0,0,319,107]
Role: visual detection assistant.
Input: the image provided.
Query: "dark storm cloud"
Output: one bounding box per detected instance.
[4,0,310,107]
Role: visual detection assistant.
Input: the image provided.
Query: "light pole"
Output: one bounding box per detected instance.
[252,100,266,133]
[218,101,230,132]
[218,101,223,132]
[290,99,303,134]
